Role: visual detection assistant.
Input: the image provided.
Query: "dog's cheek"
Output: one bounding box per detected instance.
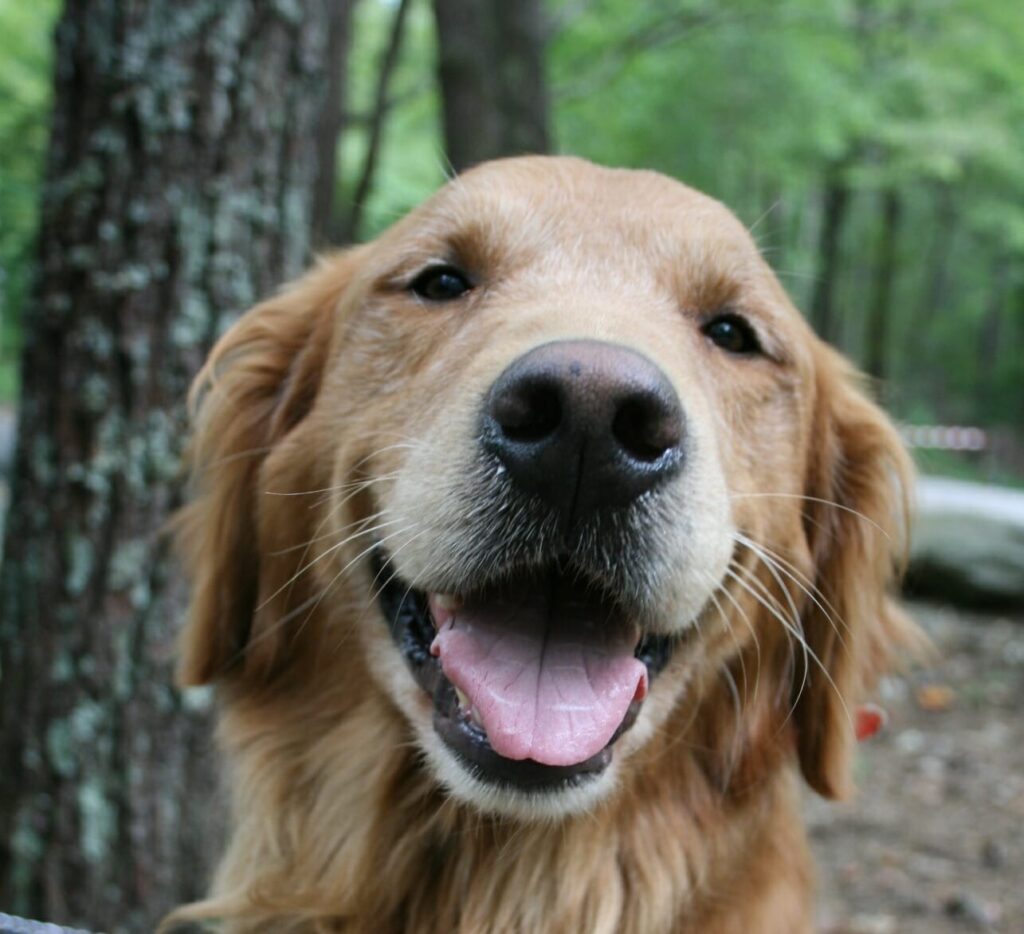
[362,619,434,724]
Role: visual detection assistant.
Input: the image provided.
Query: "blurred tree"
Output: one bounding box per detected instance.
[433,0,550,171]
[0,0,61,400]
[341,0,413,241]
[864,187,901,383]
[0,1,335,929]
[810,164,853,345]
[552,0,1024,445]
[312,0,358,246]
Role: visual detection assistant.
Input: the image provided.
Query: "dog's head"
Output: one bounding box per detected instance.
[178,157,913,819]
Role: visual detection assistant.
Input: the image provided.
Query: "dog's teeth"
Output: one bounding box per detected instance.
[455,687,470,710]
[434,593,462,611]
[470,705,484,728]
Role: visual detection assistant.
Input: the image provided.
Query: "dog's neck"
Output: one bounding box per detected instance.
[201,685,814,933]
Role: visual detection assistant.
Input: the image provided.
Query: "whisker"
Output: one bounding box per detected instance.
[296,524,419,635]
[734,532,847,647]
[700,572,751,707]
[270,494,397,557]
[264,471,400,499]
[726,562,850,729]
[725,564,807,711]
[253,524,418,661]
[737,541,806,661]
[339,527,434,652]
[710,568,762,705]
[366,528,433,612]
[717,660,742,789]
[748,197,782,237]
[256,516,404,612]
[729,492,889,540]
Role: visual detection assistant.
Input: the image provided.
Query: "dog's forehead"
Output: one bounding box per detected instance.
[426,157,757,261]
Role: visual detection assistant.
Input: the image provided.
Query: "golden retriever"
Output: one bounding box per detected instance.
[169,156,916,933]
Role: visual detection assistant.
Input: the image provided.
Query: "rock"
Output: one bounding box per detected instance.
[944,891,1001,928]
[843,914,898,934]
[907,476,1024,610]
[0,914,92,934]
[980,839,1006,870]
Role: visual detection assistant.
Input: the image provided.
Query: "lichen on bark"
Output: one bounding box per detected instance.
[0,2,337,929]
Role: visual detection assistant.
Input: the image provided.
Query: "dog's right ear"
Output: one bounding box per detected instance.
[176,250,364,687]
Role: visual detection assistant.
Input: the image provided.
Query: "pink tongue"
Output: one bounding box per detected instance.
[430,587,647,767]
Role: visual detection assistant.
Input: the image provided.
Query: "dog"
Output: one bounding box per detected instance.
[168,156,917,932]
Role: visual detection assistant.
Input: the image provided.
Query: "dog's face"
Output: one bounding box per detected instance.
[179,157,912,821]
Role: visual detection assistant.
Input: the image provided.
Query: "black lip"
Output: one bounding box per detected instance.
[374,549,677,794]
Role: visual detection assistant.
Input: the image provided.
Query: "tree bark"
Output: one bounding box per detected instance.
[433,0,550,172]
[493,0,550,158]
[0,2,334,930]
[810,169,851,345]
[864,188,902,384]
[312,0,357,247]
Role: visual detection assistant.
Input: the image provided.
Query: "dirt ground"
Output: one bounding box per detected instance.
[807,600,1024,933]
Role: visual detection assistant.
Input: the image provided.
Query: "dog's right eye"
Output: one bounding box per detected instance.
[409,265,473,302]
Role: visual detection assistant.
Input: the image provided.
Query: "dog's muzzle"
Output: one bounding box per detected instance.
[481,339,686,525]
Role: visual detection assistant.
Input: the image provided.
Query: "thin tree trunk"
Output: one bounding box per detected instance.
[494,0,550,156]
[1012,282,1024,429]
[0,2,334,930]
[865,188,902,383]
[810,169,851,345]
[978,254,1009,413]
[434,0,502,171]
[433,0,550,172]
[343,0,413,242]
[912,182,956,337]
[312,0,357,247]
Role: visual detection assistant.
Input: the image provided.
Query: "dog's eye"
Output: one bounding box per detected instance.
[409,264,473,302]
[702,314,762,355]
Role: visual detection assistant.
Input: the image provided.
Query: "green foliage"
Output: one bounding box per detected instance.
[1,0,1022,471]
[0,0,59,401]
[550,0,1024,451]
[340,0,444,240]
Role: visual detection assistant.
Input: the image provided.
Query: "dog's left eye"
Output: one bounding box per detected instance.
[409,264,473,302]
[702,313,762,355]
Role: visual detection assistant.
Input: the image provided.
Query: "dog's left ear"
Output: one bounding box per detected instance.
[176,250,366,687]
[794,346,918,798]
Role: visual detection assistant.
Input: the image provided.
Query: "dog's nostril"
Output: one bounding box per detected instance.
[612,395,683,463]
[493,380,561,443]
[483,341,686,517]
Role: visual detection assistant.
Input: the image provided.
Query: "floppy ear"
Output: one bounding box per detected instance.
[176,251,363,687]
[793,346,918,798]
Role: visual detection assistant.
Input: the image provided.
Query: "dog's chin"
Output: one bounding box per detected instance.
[372,548,682,817]
[420,728,624,819]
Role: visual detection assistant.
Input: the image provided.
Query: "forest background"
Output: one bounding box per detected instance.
[5,0,1024,468]
[0,0,1021,931]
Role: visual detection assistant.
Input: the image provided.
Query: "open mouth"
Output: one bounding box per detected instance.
[374,550,676,793]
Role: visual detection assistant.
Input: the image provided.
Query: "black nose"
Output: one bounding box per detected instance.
[482,340,685,520]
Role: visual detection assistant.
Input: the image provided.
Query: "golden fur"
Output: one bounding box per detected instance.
[167,157,917,933]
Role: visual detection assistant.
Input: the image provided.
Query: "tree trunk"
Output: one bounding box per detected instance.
[493,0,550,157]
[809,170,851,345]
[433,0,550,172]
[0,2,333,931]
[312,0,357,247]
[864,188,902,384]
[978,253,1009,415]
[342,0,413,243]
